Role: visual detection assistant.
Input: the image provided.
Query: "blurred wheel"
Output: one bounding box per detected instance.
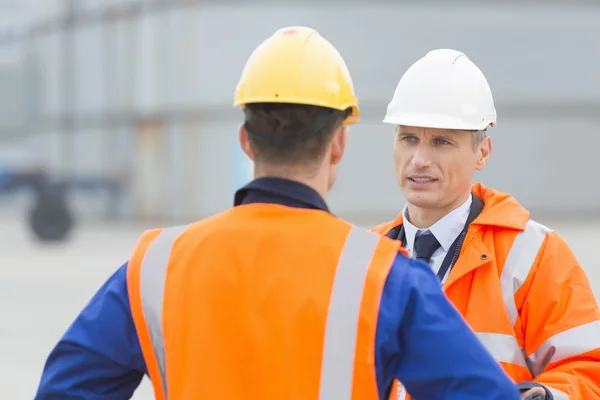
[28,184,74,242]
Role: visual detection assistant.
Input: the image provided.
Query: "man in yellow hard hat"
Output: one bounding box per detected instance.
[34,28,520,399]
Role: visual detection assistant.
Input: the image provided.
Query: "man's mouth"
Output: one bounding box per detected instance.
[408,177,437,183]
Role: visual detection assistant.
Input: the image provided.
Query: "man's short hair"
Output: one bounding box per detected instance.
[471,130,487,151]
[243,103,351,168]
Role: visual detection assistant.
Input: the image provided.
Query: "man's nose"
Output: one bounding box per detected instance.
[411,145,433,169]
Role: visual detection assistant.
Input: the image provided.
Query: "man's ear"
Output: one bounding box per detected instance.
[330,125,348,166]
[239,123,254,160]
[475,135,492,171]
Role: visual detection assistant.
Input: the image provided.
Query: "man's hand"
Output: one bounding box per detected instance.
[520,386,547,399]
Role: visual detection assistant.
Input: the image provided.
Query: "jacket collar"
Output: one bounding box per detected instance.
[384,182,530,235]
[234,177,330,213]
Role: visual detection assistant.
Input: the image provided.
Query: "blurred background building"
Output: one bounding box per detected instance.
[1,1,599,398]
[0,0,599,234]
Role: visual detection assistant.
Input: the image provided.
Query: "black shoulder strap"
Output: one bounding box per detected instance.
[435,194,484,280]
[465,194,484,228]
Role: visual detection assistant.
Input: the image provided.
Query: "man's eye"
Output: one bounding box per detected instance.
[434,138,450,145]
[402,136,416,142]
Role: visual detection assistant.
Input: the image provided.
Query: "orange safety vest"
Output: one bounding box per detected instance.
[127,203,403,399]
[374,183,600,400]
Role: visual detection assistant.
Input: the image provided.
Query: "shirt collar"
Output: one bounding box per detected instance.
[403,194,473,252]
[234,177,330,212]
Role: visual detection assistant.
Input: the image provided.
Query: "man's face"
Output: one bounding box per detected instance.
[393,125,491,210]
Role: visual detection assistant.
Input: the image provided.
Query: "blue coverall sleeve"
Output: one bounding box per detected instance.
[35,262,147,400]
[375,253,520,400]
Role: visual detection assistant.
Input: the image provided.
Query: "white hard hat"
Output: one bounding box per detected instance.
[383,49,497,131]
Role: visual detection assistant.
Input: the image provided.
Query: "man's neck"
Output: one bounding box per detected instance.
[406,191,471,229]
[254,168,329,200]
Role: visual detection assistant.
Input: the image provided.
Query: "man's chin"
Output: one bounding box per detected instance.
[403,192,440,209]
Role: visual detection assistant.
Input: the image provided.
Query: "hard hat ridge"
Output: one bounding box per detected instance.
[234,26,360,125]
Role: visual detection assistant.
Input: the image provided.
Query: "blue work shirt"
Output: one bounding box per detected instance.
[35,177,520,400]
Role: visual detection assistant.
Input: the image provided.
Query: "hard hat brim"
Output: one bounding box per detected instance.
[383,112,495,131]
[234,96,360,125]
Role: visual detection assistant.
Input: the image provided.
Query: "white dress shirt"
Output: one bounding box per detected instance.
[402,194,472,283]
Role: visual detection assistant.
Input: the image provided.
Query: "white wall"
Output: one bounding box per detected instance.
[1,1,599,222]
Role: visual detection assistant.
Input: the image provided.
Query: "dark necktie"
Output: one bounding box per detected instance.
[414,232,441,265]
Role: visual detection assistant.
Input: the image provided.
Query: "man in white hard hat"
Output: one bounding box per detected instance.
[371,49,600,400]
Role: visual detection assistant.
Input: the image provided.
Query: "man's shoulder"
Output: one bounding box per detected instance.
[136,223,193,242]
[521,218,576,254]
[500,217,559,248]
[370,221,394,234]
[142,210,234,237]
[522,218,554,235]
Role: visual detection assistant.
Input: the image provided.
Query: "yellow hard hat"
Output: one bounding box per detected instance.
[233,26,359,125]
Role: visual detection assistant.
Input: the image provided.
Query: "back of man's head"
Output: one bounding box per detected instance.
[243,103,351,173]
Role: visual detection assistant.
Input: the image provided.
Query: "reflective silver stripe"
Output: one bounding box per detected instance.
[500,220,551,326]
[139,224,189,400]
[475,332,528,368]
[319,226,381,399]
[527,319,600,377]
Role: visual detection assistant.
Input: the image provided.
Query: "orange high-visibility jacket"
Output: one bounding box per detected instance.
[372,183,600,400]
[127,203,401,400]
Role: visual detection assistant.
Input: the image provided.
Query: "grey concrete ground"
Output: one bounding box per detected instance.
[3,213,600,399]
